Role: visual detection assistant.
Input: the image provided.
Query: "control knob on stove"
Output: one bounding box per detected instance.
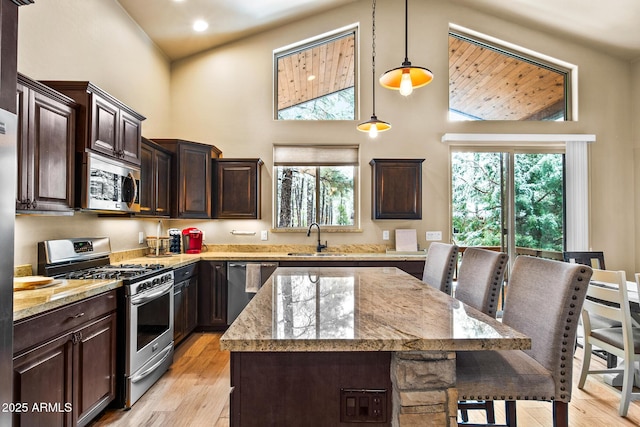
[162,274,172,283]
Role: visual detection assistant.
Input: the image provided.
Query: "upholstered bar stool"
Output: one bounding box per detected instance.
[456,256,593,427]
[455,247,509,423]
[422,242,459,295]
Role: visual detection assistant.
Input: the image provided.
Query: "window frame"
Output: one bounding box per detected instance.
[272,144,360,232]
[448,24,577,121]
[273,24,359,121]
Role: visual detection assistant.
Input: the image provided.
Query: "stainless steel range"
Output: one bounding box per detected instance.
[38,237,174,408]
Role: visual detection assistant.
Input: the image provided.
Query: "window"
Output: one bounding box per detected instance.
[448,26,573,121]
[274,26,357,120]
[273,145,358,229]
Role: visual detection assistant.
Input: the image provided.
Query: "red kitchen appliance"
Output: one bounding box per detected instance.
[182,227,203,254]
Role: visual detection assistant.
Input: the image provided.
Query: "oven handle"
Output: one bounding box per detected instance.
[130,282,174,306]
[130,345,173,384]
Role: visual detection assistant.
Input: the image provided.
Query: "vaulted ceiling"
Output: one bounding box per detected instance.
[117,0,640,62]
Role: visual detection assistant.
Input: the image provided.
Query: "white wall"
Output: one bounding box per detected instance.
[13,0,638,275]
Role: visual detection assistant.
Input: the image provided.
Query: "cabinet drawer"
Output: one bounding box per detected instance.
[175,263,198,281]
[13,289,117,355]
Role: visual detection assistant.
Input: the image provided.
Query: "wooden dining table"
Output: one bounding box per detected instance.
[220,266,530,427]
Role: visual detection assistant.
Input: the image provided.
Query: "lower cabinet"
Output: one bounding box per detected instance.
[12,290,117,427]
[197,261,227,330]
[174,263,198,346]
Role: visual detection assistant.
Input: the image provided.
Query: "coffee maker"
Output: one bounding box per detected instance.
[182,227,203,254]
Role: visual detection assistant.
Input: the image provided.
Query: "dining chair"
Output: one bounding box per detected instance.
[577,269,640,416]
[456,256,593,427]
[422,242,459,295]
[455,247,508,423]
[562,250,618,368]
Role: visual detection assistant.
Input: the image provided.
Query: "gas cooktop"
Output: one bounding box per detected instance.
[56,263,169,282]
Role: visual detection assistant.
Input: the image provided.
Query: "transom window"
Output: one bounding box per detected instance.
[274,26,357,120]
[273,145,359,230]
[448,27,572,121]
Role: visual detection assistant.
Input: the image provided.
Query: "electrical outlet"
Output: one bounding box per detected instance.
[425,231,442,241]
[261,230,268,241]
[382,230,389,240]
[138,231,145,244]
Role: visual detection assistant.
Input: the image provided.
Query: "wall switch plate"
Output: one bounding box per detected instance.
[382,230,389,240]
[138,231,145,244]
[425,231,442,241]
[261,230,268,241]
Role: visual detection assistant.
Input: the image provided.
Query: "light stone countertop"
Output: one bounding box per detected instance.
[220,266,531,353]
[13,251,426,321]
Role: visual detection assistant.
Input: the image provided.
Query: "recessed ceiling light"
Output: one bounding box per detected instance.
[193,19,208,32]
[307,75,316,81]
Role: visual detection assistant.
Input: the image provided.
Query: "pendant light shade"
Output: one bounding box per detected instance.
[379,0,433,96]
[357,0,391,138]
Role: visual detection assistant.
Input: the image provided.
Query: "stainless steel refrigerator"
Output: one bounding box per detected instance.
[0,107,16,423]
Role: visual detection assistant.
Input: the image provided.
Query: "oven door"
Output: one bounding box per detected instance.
[126,281,174,376]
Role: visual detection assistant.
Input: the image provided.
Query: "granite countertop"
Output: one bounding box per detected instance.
[13,278,121,321]
[13,250,426,321]
[220,266,531,353]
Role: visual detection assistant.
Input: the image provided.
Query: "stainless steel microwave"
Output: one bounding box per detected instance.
[80,152,140,213]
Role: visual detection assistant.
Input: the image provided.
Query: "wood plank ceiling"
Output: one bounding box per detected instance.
[448,35,566,120]
[276,32,566,121]
[277,33,355,111]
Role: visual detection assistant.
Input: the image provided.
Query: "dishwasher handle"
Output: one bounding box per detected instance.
[228,262,278,268]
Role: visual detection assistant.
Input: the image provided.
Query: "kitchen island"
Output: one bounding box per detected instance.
[220,266,530,427]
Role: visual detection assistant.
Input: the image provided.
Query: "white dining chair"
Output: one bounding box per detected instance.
[577,269,640,416]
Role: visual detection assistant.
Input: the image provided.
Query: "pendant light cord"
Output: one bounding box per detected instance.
[372,0,377,116]
[404,0,409,62]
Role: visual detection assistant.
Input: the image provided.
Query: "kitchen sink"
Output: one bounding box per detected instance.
[287,252,348,257]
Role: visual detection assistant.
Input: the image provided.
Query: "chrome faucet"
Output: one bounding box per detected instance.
[306,222,327,253]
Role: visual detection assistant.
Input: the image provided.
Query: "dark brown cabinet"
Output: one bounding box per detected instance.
[139,138,171,216]
[197,261,227,330]
[16,74,76,213]
[12,290,118,427]
[40,81,145,166]
[370,159,424,220]
[213,158,262,219]
[153,139,221,219]
[174,263,198,346]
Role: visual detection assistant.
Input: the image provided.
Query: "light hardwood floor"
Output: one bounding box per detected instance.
[89,332,640,426]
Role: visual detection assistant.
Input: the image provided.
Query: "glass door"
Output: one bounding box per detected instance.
[451,149,565,306]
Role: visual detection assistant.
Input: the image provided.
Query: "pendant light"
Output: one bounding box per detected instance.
[357,0,391,138]
[379,0,433,96]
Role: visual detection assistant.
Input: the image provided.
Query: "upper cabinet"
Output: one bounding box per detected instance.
[213,159,262,219]
[370,159,424,220]
[40,81,145,166]
[16,74,76,213]
[139,138,172,217]
[153,139,221,219]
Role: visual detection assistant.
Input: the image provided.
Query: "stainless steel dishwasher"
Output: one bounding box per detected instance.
[227,261,278,325]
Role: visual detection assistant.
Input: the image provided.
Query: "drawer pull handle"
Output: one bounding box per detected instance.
[69,312,85,319]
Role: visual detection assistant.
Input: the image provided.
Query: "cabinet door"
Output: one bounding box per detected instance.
[178,143,211,218]
[198,261,227,329]
[173,282,185,344]
[74,313,117,426]
[91,94,119,158]
[185,277,198,335]
[139,142,154,215]
[155,149,171,216]
[30,90,75,211]
[370,159,424,220]
[213,159,262,219]
[15,82,31,209]
[119,109,141,165]
[13,334,74,427]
